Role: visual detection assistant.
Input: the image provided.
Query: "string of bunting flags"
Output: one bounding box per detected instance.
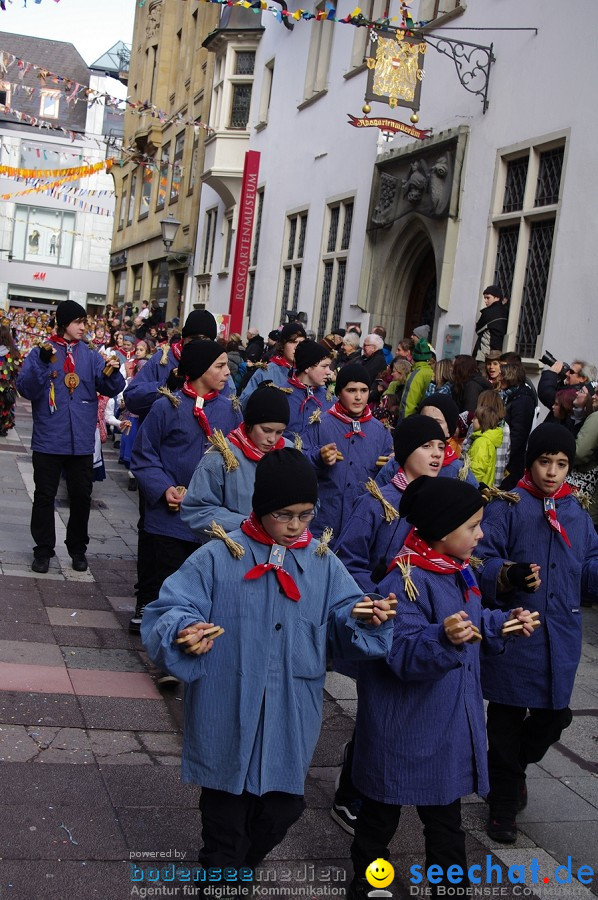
[0,159,112,179]
[0,209,113,241]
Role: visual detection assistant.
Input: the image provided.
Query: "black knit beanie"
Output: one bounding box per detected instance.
[245,383,290,427]
[393,415,446,467]
[294,340,331,374]
[252,448,318,518]
[399,475,485,541]
[178,340,225,380]
[418,393,459,438]
[525,423,575,471]
[182,309,217,340]
[56,300,87,328]
[483,285,503,298]
[335,363,371,394]
[279,322,306,344]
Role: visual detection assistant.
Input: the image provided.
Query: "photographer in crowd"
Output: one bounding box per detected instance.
[538,354,597,423]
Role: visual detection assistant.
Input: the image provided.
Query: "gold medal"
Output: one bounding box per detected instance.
[64,372,80,393]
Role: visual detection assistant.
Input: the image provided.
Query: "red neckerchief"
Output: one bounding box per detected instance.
[241,512,312,601]
[181,379,218,437]
[288,375,323,412]
[390,527,481,602]
[49,334,77,373]
[517,470,572,547]
[228,423,285,462]
[327,400,372,438]
[171,339,183,361]
[391,468,409,492]
[269,355,292,369]
[443,443,457,466]
[92,337,105,347]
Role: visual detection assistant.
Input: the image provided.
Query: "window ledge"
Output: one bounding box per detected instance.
[297,89,328,111]
[255,120,268,132]
[344,62,366,81]
[217,269,229,278]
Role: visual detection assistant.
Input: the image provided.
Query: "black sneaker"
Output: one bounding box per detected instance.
[330,799,362,836]
[486,816,517,843]
[157,671,181,687]
[129,603,145,634]
[71,554,88,572]
[31,557,50,574]
[346,877,374,900]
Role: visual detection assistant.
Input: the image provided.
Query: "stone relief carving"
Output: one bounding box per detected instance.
[371,149,454,227]
[146,0,163,39]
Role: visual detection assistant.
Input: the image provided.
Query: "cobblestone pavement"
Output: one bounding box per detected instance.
[0,399,596,900]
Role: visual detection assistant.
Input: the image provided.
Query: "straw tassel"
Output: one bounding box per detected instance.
[157,386,181,408]
[326,385,335,402]
[364,478,399,523]
[160,345,170,366]
[294,433,303,451]
[479,484,520,504]
[308,408,322,425]
[205,521,245,558]
[573,490,591,511]
[458,453,471,482]
[469,555,483,569]
[397,557,419,602]
[231,394,241,413]
[208,430,239,472]
[315,527,334,557]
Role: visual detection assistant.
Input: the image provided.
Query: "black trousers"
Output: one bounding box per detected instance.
[31,452,93,558]
[153,534,200,591]
[199,788,305,868]
[334,730,363,805]
[134,490,161,606]
[487,701,573,818]
[351,797,467,897]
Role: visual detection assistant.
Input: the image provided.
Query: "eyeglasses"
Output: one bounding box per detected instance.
[269,511,315,524]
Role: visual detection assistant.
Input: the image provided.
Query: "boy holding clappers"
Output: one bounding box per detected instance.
[477,423,598,843]
[142,449,395,873]
[348,477,536,900]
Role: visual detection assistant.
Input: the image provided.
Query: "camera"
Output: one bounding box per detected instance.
[540,351,570,373]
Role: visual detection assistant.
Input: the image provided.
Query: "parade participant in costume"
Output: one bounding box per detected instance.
[181,383,292,540]
[123,309,227,633]
[348,477,536,900]
[330,416,446,835]
[0,322,21,436]
[303,364,393,545]
[283,339,334,440]
[239,322,306,408]
[376,394,478,488]
[16,300,125,573]
[476,423,598,843]
[141,449,396,873]
[130,340,242,654]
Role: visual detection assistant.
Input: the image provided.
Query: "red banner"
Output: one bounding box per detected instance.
[347,113,431,140]
[229,150,261,333]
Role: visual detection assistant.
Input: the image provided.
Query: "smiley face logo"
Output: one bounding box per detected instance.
[365,858,395,889]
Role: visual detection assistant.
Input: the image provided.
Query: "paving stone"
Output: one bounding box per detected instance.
[0,804,128,860]
[68,668,161,699]
[46,608,122,629]
[101,766,199,809]
[117,806,199,858]
[0,622,55,643]
[60,646,148,673]
[51,625,142,651]
[0,691,86,728]
[310,724,354,767]
[0,762,112,806]
[518,821,598,874]
[88,729,152,765]
[0,640,64,667]
[0,860,134,900]
[79,697,178,732]
[0,662,73,695]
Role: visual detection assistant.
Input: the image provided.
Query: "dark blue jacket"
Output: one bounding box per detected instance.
[16,343,125,455]
[284,381,334,441]
[375,455,479,488]
[130,392,242,541]
[477,489,598,708]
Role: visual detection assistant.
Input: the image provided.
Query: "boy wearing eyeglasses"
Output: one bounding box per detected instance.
[141,449,395,877]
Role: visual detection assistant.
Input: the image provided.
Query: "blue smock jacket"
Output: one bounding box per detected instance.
[141,531,393,795]
[303,412,393,543]
[376,455,479,488]
[353,565,509,806]
[16,342,125,455]
[239,360,292,409]
[336,482,411,594]
[477,489,598,709]
[124,346,235,422]
[130,392,242,541]
[180,437,293,540]
[284,381,334,440]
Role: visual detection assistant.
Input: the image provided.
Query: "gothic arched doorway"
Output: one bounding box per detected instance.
[404,247,437,339]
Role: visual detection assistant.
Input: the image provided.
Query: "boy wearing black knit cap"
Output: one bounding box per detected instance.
[182,382,293,539]
[476,422,598,843]
[348,477,536,900]
[141,448,396,876]
[239,322,306,406]
[303,363,393,545]
[130,341,242,651]
[285,339,335,438]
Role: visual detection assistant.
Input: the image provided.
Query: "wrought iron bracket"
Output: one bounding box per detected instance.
[417,33,495,113]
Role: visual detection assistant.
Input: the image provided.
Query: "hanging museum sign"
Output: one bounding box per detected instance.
[347,113,431,140]
[365,32,426,111]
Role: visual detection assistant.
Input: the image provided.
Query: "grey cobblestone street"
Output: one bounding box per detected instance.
[0,399,596,900]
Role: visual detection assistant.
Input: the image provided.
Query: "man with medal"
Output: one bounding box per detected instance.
[17,300,125,574]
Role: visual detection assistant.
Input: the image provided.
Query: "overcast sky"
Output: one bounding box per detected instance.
[0,0,136,67]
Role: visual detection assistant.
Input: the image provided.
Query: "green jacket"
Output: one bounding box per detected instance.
[468,426,503,486]
[399,361,434,420]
